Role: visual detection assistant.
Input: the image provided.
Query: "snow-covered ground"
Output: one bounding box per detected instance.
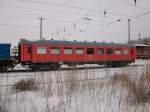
[0,59,150,112]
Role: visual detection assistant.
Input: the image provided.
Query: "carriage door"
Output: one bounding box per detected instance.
[87,48,94,61]
[131,48,135,60]
[27,45,32,61]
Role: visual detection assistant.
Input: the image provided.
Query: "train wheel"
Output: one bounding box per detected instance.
[107,61,129,68]
[30,65,39,71]
[29,63,61,71]
[112,62,129,67]
[51,63,61,70]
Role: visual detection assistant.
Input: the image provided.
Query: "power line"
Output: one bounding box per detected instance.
[0,0,150,40]
[0,14,75,23]
[0,17,149,39]
[1,3,150,23]
[0,16,149,36]
[0,5,87,16]
[0,6,86,20]
[0,5,128,22]
[102,0,150,11]
[19,0,150,22]
[0,24,39,28]
[20,0,98,11]
[0,1,149,26]
[0,14,34,20]
[0,20,148,38]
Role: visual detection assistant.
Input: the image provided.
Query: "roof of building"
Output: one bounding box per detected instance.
[134,44,150,47]
[19,39,135,48]
[0,43,11,45]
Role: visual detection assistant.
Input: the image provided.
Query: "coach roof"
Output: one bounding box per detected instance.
[19,39,134,48]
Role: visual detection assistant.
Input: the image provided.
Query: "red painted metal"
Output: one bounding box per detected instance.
[19,43,136,64]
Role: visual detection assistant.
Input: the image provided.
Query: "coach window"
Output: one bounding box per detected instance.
[106,48,113,54]
[64,48,72,54]
[115,49,121,55]
[124,49,128,54]
[37,47,47,54]
[51,47,60,54]
[76,48,84,54]
[87,48,94,54]
[97,48,104,54]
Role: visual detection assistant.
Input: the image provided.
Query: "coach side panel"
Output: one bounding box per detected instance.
[27,44,135,63]
[18,44,32,63]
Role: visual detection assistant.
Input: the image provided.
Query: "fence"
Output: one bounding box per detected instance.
[0,65,150,112]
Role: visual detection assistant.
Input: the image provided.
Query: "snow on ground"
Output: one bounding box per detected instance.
[130,59,150,65]
[0,59,150,112]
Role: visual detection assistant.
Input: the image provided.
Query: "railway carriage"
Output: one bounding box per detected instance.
[18,39,136,71]
[135,44,150,59]
[0,43,15,71]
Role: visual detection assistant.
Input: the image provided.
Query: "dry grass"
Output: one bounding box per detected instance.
[12,78,38,92]
[0,99,6,112]
[65,70,79,95]
[2,63,150,112]
[127,81,150,105]
[111,73,131,87]
[111,65,150,105]
[0,105,6,112]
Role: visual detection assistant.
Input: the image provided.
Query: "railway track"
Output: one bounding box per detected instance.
[0,64,143,74]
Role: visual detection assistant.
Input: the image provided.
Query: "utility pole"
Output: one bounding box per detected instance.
[138,33,141,44]
[39,16,44,39]
[128,19,131,44]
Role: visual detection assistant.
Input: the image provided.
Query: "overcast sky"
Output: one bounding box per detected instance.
[0,0,150,45]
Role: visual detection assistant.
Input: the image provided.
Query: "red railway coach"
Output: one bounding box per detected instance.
[18,39,136,70]
[135,44,150,59]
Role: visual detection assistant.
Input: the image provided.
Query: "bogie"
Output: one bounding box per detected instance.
[29,63,61,71]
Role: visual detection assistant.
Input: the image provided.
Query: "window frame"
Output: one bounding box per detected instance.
[36,47,47,54]
[106,48,113,54]
[51,47,60,55]
[76,48,84,55]
[97,48,104,55]
[64,47,73,55]
[123,49,129,55]
[115,49,121,55]
[87,48,94,55]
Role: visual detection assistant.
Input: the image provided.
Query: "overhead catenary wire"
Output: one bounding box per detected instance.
[1,1,150,18]
[0,13,149,39]
[1,3,150,23]
[0,4,141,22]
[1,0,150,23]
[19,0,150,22]
[0,12,150,29]
[0,0,150,42]
[2,1,144,25]
[14,0,149,40]
[0,24,39,28]
[100,0,150,11]
[0,19,149,39]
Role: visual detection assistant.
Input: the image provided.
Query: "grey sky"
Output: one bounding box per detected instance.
[0,0,150,45]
